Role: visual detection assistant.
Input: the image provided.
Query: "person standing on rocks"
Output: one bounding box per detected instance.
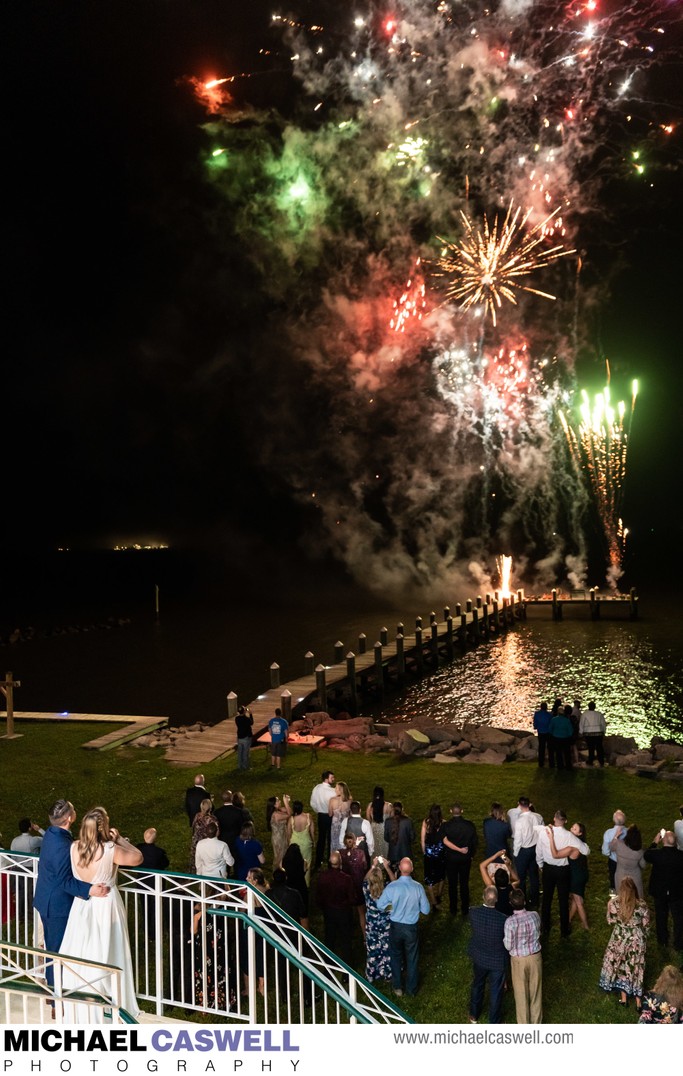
[579,701,606,767]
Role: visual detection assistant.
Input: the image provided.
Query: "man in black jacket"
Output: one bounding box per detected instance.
[442,803,478,916]
[644,829,683,949]
[184,774,210,827]
[468,886,509,1023]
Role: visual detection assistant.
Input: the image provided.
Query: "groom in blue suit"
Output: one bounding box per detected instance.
[33,799,108,985]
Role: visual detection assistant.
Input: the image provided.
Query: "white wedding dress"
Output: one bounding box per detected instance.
[59,841,139,1022]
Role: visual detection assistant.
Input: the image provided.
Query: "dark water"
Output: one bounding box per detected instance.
[1,550,682,747]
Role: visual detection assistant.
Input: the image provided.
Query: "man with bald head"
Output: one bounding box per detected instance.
[468,886,509,1024]
[644,829,683,950]
[315,851,355,964]
[185,774,210,827]
[136,827,170,939]
[376,858,430,997]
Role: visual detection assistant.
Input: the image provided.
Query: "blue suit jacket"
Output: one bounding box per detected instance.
[468,904,509,971]
[33,826,91,920]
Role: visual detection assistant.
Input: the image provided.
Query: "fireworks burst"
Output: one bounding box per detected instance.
[559,382,638,577]
[389,259,428,334]
[433,203,575,326]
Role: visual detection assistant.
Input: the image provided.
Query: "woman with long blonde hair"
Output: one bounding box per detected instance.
[59,806,143,1021]
[599,876,650,1009]
[363,857,395,983]
[329,781,352,853]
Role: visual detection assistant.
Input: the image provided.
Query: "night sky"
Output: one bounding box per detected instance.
[6,2,682,591]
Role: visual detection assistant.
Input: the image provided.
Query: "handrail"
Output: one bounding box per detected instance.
[1,850,411,1024]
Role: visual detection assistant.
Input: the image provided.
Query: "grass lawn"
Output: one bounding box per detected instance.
[1,717,680,1024]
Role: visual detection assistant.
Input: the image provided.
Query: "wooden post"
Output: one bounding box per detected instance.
[443,605,450,623]
[466,599,473,614]
[471,606,480,645]
[315,665,327,713]
[346,652,358,712]
[459,613,468,651]
[500,598,509,632]
[280,689,292,722]
[270,663,281,689]
[226,691,238,719]
[154,584,160,623]
[396,622,404,639]
[552,589,562,621]
[430,621,439,664]
[455,603,462,618]
[415,616,423,631]
[0,671,22,740]
[334,640,345,664]
[476,595,483,609]
[629,587,639,620]
[414,626,424,674]
[485,592,491,606]
[482,601,490,639]
[374,642,384,702]
[304,651,315,676]
[396,633,405,683]
[446,615,454,660]
[380,626,388,646]
[430,611,437,625]
[590,588,601,620]
[492,599,499,630]
[358,633,367,655]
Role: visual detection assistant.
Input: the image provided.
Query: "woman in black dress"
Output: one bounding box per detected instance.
[548,821,589,929]
[383,802,415,872]
[420,804,445,908]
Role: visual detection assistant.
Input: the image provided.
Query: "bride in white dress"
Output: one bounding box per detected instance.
[59,806,143,1022]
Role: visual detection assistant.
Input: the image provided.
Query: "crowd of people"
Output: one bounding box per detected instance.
[5,763,682,1026]
[177,770,683,1024]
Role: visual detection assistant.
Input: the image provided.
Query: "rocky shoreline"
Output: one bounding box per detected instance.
[132,711,683,782]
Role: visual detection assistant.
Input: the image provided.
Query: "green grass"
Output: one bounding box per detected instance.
[1,718,679,1024]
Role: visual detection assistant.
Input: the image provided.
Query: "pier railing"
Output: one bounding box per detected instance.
[0,852,409,1025]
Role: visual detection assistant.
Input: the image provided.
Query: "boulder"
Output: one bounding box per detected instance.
[433,753,461,764]
[604,735,639,758]
[454,741,472,756]
[514,736,539,761]
[305,712,330,727]
[422,741,451,757]
[614,754,639,769]
[314,717,373,738]
[398,729,430,756]
[422,726,462,744]
[653,743,683,762]
[462,724,516,748]
[363,734,391,751]
[461,748,508,765]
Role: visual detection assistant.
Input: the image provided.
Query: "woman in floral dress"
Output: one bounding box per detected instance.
[638,965,683,1024]
[189,798,218,872]
[598,876,650,1007]
[363,858,395,983]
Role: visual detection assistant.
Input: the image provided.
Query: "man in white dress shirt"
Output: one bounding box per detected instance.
[10,818,45,853]
[512,797,543,907]
[194,821,234,879]
[536,810,589,937]
[310,770,337,868]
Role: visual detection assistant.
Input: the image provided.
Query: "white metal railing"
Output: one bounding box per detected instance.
[1,851,410,1024]
[0,940,133,1024]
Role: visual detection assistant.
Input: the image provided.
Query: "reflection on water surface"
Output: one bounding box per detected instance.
[378,618,683,747]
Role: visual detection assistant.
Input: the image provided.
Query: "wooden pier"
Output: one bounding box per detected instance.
[235,591,526,730]
[525,586,639,621]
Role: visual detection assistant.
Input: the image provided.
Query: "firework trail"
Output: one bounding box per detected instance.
[188,2,678,596]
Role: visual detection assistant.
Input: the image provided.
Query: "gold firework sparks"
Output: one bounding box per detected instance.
[433,202,575,325]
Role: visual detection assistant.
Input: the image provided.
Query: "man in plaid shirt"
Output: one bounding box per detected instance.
[503,888,542,1023]
[468,886,509,1023]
